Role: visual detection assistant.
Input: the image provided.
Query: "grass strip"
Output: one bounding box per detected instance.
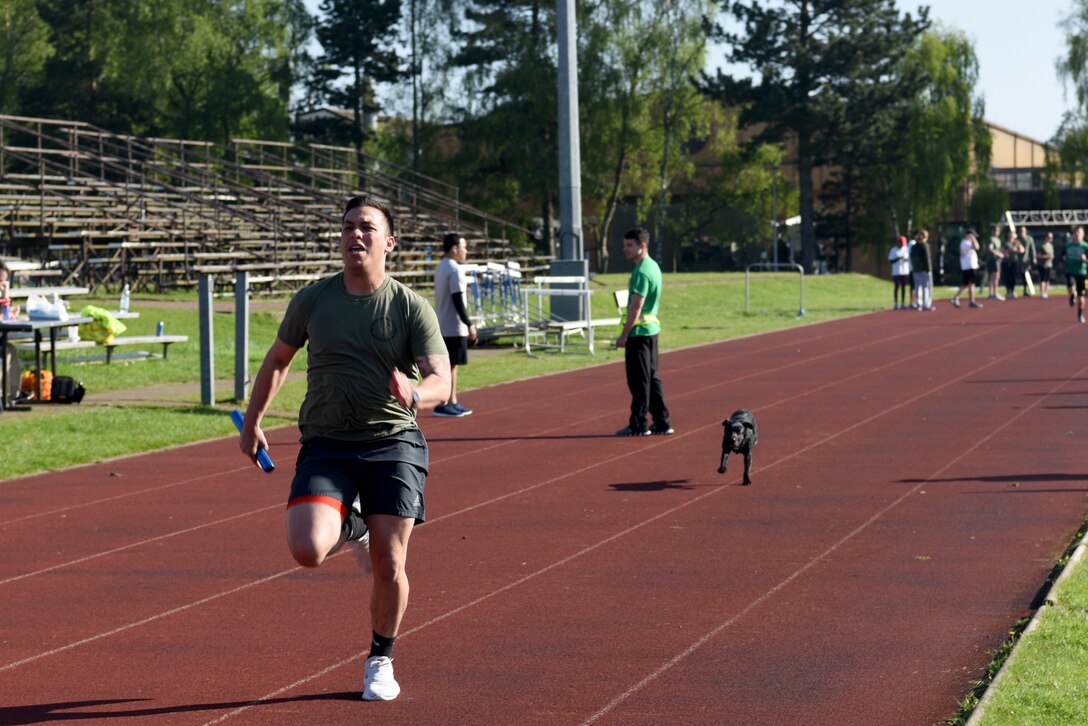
[953,522,1088,725]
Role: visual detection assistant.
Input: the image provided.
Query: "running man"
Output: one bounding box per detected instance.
[238,196,451,701]
[1064,226,1088,324]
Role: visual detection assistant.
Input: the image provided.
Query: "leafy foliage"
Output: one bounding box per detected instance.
[23,0,307,142]
[822,26,987,265]
[704,0,930,272]
[446,0,559,239]
[0,0,53,114]
[305,0,403,152]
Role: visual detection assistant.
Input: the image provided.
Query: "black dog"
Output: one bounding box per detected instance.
[718,409,758,485]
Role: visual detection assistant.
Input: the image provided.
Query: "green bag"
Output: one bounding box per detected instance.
[78,305,127,344]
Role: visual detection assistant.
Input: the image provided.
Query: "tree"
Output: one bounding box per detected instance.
[820,26,984,269]
[642,0,716,264]
[403,0,456,173]
[29,0,108,124]
[577,0,714,271]
[704,0,929,273]
[1053,111,1088,188]
[898,28,986,229]
[1054,1,1088,187]
[308,0,403,159]
[449,0,558,250]
[24,1,306,141]
[0,0,53,115]
[969,177,1009,232]
[1058,0,1088,112]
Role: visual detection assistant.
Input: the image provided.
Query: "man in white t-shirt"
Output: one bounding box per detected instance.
[433,233,477,417]
[950,230,983,309]
[887,235,911,309]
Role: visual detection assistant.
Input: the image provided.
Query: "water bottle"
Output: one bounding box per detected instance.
[1,298,9,321]
[120,284,130,313]
[156,321,165,336]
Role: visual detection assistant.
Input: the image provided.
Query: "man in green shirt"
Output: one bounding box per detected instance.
[615,228,673,436]
[238,196,451,701]
[1064,225,1088,324]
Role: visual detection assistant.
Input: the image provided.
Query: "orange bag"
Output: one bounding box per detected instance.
[20,369,53,401]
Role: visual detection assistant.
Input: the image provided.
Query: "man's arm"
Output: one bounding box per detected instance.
[389,353,451,411]
[239,337,299,467]
[616,292,646,348]
[451,292,477,343]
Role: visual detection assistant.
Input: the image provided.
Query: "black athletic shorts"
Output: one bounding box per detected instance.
[960,268,977,286]
[289,427,429,524]
[1072,274,1087,296]
[443,335,469,366]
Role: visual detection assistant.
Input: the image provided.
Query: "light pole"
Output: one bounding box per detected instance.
[551,0,588,322]
[771,164,779,268]
[556,0,582,263]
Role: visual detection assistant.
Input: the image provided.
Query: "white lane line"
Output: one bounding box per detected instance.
[0,566,300,673]
[0,503,281,586]
[0,465,255,526]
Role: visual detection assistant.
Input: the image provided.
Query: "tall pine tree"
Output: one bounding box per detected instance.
[451,0,558,251]
[309,0,403,161]
[704,0,928,273]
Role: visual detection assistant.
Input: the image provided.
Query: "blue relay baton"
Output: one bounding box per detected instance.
[231,409,275,473]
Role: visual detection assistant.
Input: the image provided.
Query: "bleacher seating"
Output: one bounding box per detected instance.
[0,115,546,294]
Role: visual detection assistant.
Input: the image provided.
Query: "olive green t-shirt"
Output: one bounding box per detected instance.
[278,273,447,442]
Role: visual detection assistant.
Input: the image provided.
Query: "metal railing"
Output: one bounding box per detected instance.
[745,262,805,318]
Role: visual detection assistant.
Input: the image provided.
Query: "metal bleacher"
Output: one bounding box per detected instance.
[0,114,547,296]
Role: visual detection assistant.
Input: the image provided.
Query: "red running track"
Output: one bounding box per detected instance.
[3,297,1088,725]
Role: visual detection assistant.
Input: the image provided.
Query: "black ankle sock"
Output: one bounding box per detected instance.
[342,511,368,542]
[370,631,396,659]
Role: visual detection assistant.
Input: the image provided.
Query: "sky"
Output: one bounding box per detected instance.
[301,0,1075,143]
[921,0,1073,142]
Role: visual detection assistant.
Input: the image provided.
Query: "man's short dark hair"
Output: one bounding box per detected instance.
[344,196,395,236]
[442,233,463,253]
[624,228,650,246]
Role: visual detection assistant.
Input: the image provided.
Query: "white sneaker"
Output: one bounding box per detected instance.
[362,656,400,701]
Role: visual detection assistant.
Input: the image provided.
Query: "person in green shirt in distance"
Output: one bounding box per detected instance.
[1063,225,1088,324]
[615,228,674,437]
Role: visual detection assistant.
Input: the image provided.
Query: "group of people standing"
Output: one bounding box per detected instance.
[981,225,1055,301]
[887,229,936,311]
[930,225,1088,323]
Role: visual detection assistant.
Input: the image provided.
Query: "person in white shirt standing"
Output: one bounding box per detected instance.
[433,233,477,417]
[950,230,984,309]
[888,236,911,309]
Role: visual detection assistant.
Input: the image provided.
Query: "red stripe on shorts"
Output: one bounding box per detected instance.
[287,494,347,518]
